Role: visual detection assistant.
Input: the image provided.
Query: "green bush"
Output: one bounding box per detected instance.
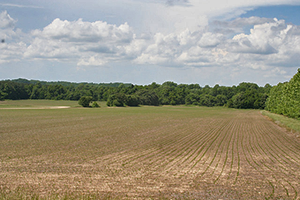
[78,96,93,107]
[91,101,100,108]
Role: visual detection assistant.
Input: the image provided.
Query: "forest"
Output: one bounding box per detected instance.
[0,78,271,109]
[266,69,300,119]
[1,69,300,118]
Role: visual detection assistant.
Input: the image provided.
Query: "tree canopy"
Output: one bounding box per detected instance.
[266,69,300,119]
[0,79,271,109]
[78,96,93,107]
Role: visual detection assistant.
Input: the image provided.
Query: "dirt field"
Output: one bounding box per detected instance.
[0,103,300,199]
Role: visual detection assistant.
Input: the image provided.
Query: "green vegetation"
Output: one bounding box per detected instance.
[0,99,80,108]
[91,101,100,108]
[2,68,299,112]
[0,99,107,109]
[266,69,300,119]
[262,110,300,132]
[78,96,93,107]
[0,79,270,109]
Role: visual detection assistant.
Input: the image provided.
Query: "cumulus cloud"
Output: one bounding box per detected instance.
[198,32,224,48]
[134,31,198,66]
[25,18,136,65]
[226,19,299,57]
[133,17,300,72]
[0,10,17,40]
[0,7,297,79]
[0,11,28,64]
[21,15,300,73]
[77,56,107,66]
[0,10,16,29]
[0,41,27,64]
[32,18,133,44]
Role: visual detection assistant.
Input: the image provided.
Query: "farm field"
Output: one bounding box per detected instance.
[1,101,300,199]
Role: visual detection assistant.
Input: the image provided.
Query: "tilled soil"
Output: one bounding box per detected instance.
[0,107,299,199]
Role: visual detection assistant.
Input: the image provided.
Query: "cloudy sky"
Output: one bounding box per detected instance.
[0,0,300,86]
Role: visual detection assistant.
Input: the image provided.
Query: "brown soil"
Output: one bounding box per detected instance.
[0,108,299,199]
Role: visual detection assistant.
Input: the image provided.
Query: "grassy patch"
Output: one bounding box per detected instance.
[0,99,108,108]
[0,99,79,108]
[261,110,300,132]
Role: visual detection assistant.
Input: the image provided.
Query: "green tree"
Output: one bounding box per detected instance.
[185,93,200,105]
[106,93,126,107]
[136,90,159,106]
[266,69,300,119]
[125,95,139,106]
[78,96,93,107]
[215,94,227,106]
[199,94,215,107]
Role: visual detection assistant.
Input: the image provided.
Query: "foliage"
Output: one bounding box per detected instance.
[227,90,268,109]
[0,79,271,109]
[125,95,139,106]
[266,69,300,119]
[136,89,159,106]
[78,96,93,107]
[106,93,126,107]
[91,101,100,108]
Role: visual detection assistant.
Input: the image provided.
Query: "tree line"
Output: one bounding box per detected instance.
[0,78,271,109]
[266,69,300,119]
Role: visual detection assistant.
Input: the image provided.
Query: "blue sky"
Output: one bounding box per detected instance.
[0,0,300,86]
[241,5,300,25]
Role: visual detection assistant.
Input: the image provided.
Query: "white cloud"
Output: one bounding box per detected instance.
[0,10,16,29]
[0,41,27,64]
[226,18,300,67]
[133,16,300,74]
[0,10,17,40]
[0,11,28,64]
[198,32,224,48]
[11,12,297,74]
[25,18,137,65]
[134,31,194,65]
[31,18,134,44]
[77,56,107,66]
[136,0,300,35]
[2,2,300,85]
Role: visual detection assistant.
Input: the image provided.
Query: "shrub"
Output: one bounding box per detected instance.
[91,101,100,108]
[78,96,93,107]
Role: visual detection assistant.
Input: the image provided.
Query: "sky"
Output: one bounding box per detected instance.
[0,0,300,86]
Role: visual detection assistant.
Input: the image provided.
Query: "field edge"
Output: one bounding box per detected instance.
[261,110,300,134]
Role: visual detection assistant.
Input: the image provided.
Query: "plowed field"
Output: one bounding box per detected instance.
[1,105,300,199]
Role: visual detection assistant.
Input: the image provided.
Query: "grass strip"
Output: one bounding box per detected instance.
[261,111,300,133]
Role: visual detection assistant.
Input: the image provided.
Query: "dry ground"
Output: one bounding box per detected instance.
[0,105,300,199]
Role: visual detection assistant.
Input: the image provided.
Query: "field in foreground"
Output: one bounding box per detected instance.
[1,101,300,199]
